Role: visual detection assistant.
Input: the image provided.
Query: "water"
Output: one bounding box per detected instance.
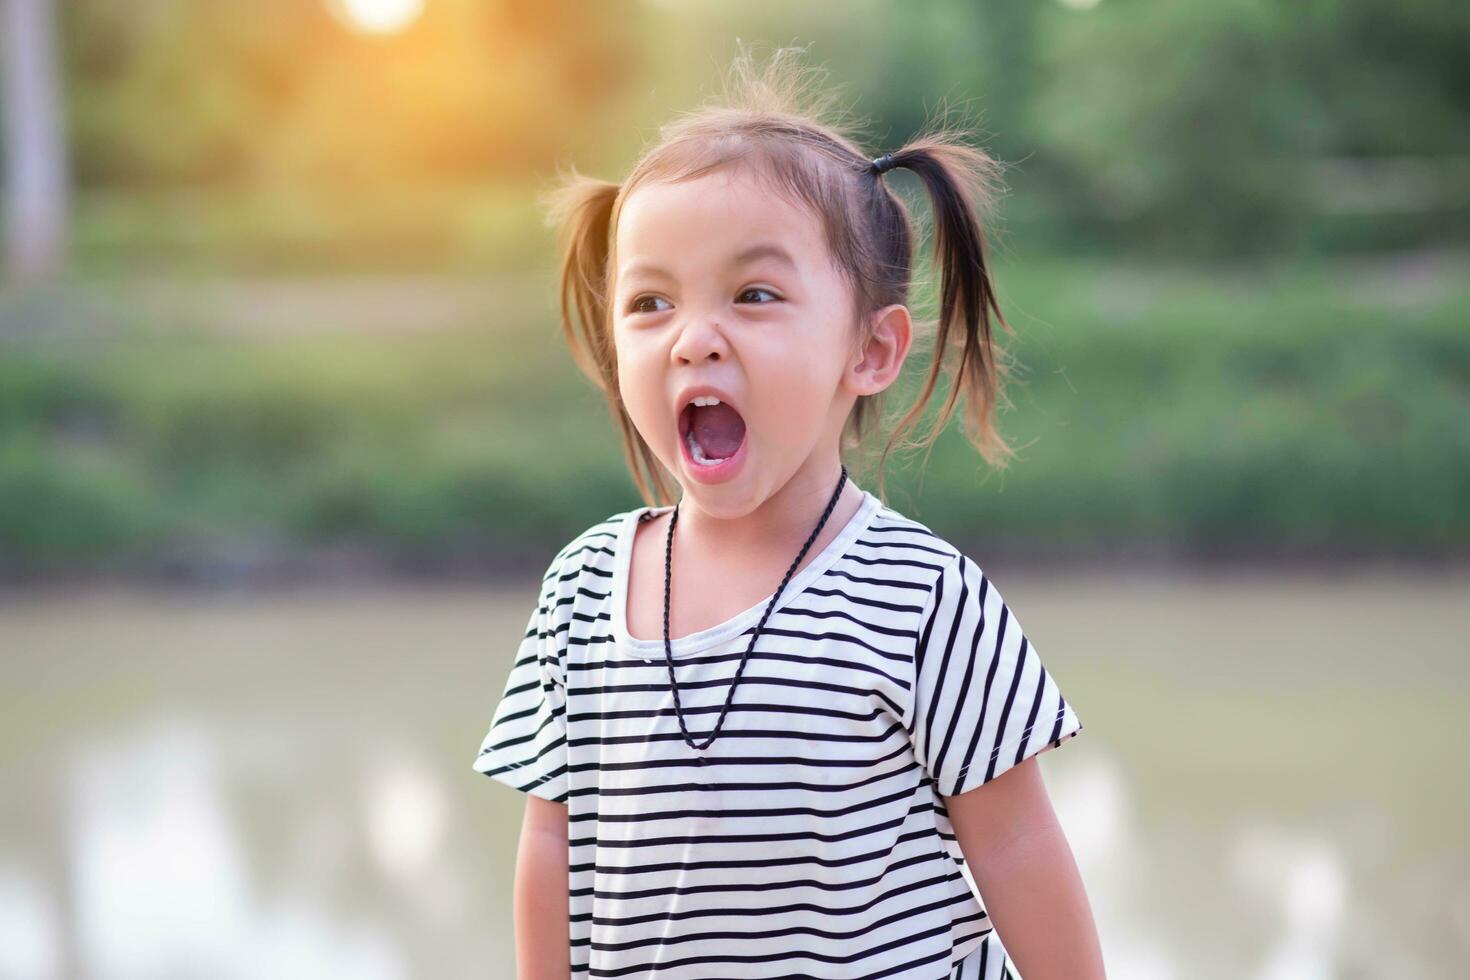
[2,567,1466,979]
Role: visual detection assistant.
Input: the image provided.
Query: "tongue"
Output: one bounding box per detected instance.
[690,403,746,459]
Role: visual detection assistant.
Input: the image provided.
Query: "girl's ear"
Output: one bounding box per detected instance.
[849,304,913,396]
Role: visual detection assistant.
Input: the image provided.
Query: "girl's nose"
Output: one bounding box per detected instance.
[670,317,729,363]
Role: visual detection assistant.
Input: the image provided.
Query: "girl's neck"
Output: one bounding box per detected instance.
[674,460,861,561]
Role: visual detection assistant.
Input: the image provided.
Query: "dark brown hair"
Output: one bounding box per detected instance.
[540,42,1020,507]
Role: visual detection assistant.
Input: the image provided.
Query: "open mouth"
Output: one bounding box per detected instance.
[678,399,748,468]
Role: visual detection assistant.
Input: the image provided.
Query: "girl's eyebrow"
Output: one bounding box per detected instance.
[731,242,798,270]
[619,242,798,281]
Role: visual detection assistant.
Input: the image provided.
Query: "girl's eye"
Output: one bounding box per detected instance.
[628,288,780,315]
[629,295,671,315]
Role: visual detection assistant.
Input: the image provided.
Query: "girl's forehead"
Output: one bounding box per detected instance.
[622,170,803,229]
[616,171,825,270]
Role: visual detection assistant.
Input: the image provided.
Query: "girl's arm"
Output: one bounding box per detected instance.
[945,756,1106,979]
[513,794,571,979]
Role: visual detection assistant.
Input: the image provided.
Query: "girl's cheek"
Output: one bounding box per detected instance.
[748,385,807,453]
[614,367,661,445]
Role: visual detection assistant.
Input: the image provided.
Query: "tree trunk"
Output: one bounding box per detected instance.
[2,0,69,283]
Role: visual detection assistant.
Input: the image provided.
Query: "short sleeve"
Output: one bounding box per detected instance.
[471,578,571,803]
[908,552,1083,798]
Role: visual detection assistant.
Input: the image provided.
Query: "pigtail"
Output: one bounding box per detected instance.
[539,169,618,390]
[539,168,679,507]
[871,134,1019,491]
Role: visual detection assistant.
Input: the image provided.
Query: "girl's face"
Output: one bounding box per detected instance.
[612,167,863,517]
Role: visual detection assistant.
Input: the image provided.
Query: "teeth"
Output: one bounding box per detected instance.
[686,428,730,466]
[689,395,722,407]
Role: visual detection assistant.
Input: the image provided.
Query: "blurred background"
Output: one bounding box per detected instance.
[1,0,1467,977]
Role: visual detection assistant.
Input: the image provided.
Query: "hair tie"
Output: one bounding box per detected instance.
[870,152,897,176]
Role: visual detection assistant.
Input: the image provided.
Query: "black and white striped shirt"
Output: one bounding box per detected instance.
[473,487,1084,978]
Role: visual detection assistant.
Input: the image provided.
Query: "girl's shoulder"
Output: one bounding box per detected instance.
[536,504,644,596]
[864,495,964,559]
[860,497,968,595]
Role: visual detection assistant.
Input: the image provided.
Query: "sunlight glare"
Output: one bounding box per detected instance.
[328,0,425,35]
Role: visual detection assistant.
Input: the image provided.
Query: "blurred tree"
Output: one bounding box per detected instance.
[1029,0,1470,256]
[1031,0,1317,256]
[58,0,638,189]
[19,0,1469,262]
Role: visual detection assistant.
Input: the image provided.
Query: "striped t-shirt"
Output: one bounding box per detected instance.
[473,487,1084,979]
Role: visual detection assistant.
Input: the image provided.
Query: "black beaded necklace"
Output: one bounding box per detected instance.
[661,464,850,751]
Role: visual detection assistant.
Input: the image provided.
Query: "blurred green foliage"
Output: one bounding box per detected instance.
[15,0,1461,264]
[1,1,1467,573]
[2,255,1465,574]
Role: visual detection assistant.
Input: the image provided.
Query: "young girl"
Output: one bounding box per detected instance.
[473,47,1104,980]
